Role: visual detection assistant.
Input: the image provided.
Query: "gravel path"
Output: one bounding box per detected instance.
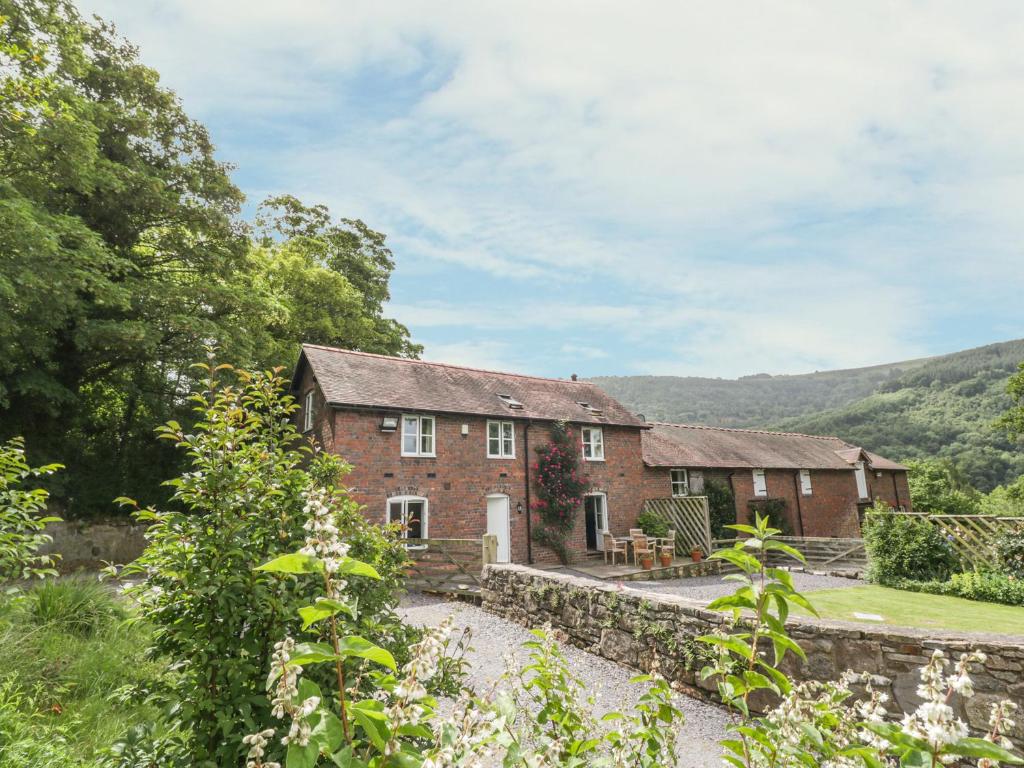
[399,593,730,767]
[623,571,863,601]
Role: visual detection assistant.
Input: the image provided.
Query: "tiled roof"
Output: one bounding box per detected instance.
[642,422,906,471]
[295,344,648,428]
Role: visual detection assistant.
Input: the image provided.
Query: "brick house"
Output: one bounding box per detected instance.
[641,422,911,538]
[291,344,650,564]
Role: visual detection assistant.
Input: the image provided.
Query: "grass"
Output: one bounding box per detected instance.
[0,577,164,767]
[796,585,1024,635]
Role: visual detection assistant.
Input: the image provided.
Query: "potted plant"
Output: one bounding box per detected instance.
[658,548,673,567]
[690,546,703,562]
[640,552,654,570]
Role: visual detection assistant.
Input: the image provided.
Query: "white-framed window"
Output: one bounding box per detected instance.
[401,415,435,457]
[670,468,689,497]
[582,426,604,461]
[799,469,813,496]
[387,496,428,543]
[303,389,315,432]
[752,469,767,496]
[487,420,515,458]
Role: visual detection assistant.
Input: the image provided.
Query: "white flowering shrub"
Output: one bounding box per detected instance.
[702,513,1022,768]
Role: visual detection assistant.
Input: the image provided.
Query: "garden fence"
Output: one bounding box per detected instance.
[643,496,713,556]
[874,512,1024,571]
[403,535,498,594]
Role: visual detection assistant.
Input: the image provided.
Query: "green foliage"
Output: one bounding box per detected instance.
[996,525,1024,577]
[530,421,589,564]
[0,583,164,766]
[24,576,125,635]
[0,436,61,581]
[120,361,410,765]
[996,360,1024,440]
[863,507,959,585]
[705,479,736,539]
[0,3,417,518]
[901,571,1024,607]
[979,475,1024,517]
[746,497,791,536]
[904,457,980,515]
[594,339,1024,491]
[635,509,669,540]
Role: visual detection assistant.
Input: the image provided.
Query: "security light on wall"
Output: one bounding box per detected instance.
[516,502,523,514]
[380,416,399,432]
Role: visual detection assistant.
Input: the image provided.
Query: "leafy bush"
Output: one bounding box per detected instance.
[24,577,126,636]
[705,479,736,539]
[635,509,669,540]
[119,361,411,765]
[747,497,790,536]
[901,571,1024,607]
[863,508,958,585]
[0,437,62,581]
[996,526,1024,577]
[0,677,77,768]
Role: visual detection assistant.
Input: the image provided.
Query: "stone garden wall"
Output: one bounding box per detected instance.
[38,519,149,572]
[482,564,1024,745]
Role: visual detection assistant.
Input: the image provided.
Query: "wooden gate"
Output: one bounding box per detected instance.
[875,513,1024,571]
[403,536,497,594]
[643,497,712,556]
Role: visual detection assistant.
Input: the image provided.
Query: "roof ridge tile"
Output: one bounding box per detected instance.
[646,421,846,442]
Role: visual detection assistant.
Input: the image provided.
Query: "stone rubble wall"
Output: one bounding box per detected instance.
[38,520,149,572]
[482,564,1024,745]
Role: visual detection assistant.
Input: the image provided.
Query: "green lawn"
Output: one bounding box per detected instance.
[795,585,1024,635]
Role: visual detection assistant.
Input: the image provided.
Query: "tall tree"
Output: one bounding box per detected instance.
[997,362,1024,440]
[0,2,417,515]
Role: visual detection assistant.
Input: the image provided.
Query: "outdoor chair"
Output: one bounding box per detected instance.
[628,528,643,538]
[631,533,653,566]
[659,529,676,558]
[603,532,626,565]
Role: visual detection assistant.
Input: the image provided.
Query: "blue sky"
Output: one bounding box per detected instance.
[85,1,1024,378]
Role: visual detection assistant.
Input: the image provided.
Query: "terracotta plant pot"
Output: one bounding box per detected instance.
[640,555,654,570]
[690,548,702,562]
[659,552,673,567]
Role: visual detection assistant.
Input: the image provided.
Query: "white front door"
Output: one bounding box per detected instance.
[486,495,511,563]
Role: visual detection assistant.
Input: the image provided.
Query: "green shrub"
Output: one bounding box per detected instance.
[0,437,62,581]
[24,577,126,636]
[635,509,669,540]
[900,571,1024,607]
[0,677,77,768]
[706,479,736,539]
[863,509,958,585]
[996,526,1024,578]
[747,498,790,536]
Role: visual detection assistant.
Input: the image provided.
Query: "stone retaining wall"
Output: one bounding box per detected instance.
[482,564,1024,745]
[38,519,149,572]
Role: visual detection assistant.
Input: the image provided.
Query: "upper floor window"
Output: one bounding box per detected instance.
[487,420,515,458]
[582,426,604,461]
[799,469,813,496]
[671,468,689,497]
[302,389,315,432]
[402,415,435,457]
[752,468,767,496]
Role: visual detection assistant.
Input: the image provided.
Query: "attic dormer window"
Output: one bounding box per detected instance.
[497,393,524,410]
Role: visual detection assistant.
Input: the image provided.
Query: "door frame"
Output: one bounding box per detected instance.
[485,493,511,563]
[583,492,608,550]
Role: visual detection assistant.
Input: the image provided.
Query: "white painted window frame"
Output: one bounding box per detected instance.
[303,389,315,433]
[582,426,605,461]
[584,491,609,536]
[752,468,768,496]
[401,414,436,457]
[386,495,429,546]
[487,420,515,459]
[799,469,813,496]
[670,468,689,497]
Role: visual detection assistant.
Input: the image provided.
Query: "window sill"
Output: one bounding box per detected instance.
[487,455,516,460]
[583,457,606,463]
[401,454,437,459]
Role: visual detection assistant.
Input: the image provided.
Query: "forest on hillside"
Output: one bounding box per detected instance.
[593,339,1024,491]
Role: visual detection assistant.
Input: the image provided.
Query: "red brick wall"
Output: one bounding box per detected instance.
[296,367,648,563]
[866,469,913,512]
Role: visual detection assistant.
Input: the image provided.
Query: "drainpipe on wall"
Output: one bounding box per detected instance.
[792,471,806,537]
[524,420,533,564]
[726,471,737,528]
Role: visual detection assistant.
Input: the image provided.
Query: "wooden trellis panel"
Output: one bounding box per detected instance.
[877,513,1024,571]
[643,496,713,556]
[403,538,489,594]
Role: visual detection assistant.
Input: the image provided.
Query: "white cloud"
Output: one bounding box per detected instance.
[83,0,1024,375]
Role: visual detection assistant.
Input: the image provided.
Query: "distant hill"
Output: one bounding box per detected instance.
[590,339,1024,491]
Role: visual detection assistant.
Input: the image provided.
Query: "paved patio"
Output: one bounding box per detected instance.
[539,555,719,582]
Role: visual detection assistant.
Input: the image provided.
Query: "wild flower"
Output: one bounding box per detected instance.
[242,728,280,768]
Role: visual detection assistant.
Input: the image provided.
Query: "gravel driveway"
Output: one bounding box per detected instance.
[400,592,730,767]
[620,571,863,601]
